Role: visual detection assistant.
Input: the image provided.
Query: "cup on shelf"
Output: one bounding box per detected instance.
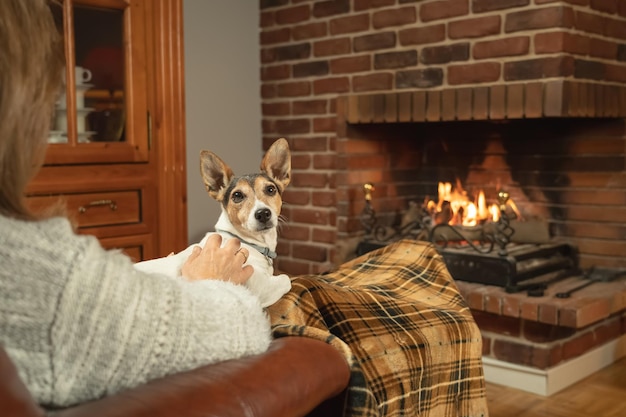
[63,66,92,85]
[75,66,92,84]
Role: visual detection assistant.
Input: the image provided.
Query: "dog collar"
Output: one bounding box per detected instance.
[216,229,277,259]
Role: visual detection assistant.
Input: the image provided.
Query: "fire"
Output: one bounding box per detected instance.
[425,180,520,226]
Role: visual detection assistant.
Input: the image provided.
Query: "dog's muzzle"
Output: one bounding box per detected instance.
[255,208,272,224]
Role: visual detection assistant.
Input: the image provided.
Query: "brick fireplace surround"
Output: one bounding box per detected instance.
[259,0,626,394]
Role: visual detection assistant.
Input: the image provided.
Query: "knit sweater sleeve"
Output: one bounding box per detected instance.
[3,217,272,408]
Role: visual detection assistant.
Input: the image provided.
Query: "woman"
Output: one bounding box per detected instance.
[0,0,270,409]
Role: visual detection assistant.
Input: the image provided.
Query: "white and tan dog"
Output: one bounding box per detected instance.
[135,138,292,307]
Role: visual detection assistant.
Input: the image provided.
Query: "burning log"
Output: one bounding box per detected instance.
[429,218,551,245]
[422,180,551,245]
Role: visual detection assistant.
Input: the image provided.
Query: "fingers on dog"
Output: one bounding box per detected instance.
[205,233,223,248]
[235,247,249,263]
[223,236,242,253]
[187,245,202,260]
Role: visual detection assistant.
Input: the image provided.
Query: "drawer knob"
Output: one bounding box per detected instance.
[78,199,118,213]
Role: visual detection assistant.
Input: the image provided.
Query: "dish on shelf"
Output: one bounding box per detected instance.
[47,130,97,144]
[54,106,95,113]
[75,83,94,90]
[77,131,97,143]
[48,130,67,144]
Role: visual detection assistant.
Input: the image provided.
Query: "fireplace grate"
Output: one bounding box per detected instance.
[356,184,579,292]
[436,242,578,290]
[356,240,579,292]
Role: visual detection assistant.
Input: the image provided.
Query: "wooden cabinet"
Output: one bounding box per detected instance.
[26,0,187,261]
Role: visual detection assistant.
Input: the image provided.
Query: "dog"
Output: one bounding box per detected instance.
[134,138,292,308]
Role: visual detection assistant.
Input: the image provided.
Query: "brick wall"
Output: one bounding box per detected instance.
[259,0,626,275]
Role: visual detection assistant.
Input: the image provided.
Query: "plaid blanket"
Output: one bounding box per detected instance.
[268,240,488,417]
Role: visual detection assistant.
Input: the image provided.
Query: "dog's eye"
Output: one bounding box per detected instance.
[232,191,245,203]
[265,185,276,196]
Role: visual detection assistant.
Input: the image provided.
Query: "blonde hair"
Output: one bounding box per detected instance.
[0,0,63,220]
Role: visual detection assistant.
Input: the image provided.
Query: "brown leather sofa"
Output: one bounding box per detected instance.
[0,337,351,417]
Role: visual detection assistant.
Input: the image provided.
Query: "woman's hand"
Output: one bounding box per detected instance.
[181,234,253,285]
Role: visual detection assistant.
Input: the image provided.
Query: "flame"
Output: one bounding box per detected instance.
[427,180,519,226]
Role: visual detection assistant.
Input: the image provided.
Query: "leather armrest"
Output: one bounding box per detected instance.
[0,347,44,417]
[55,337,350,417]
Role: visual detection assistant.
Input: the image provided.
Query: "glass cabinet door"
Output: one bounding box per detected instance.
[47,0,149,164]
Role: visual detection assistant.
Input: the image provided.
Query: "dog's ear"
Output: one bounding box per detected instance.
[260,138,291,192]
[200,150,234,202]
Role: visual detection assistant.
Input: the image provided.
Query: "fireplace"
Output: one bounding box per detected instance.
[335,113,626,272]
[260,0,626,393]
[260,0,626,274]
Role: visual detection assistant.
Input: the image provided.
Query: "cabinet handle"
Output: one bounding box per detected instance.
[78,200,118,213]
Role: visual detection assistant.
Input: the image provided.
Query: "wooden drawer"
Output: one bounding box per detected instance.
[100,234,155,262]
[28,191,141,229]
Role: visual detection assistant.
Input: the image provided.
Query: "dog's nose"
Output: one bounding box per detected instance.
[255,208,272,223]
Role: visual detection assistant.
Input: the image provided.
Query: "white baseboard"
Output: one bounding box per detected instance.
[482,334,626,396]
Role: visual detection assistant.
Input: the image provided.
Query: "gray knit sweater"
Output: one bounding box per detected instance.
[0,215,272,409]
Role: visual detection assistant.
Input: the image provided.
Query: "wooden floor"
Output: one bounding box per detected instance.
[487,357,626,417]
